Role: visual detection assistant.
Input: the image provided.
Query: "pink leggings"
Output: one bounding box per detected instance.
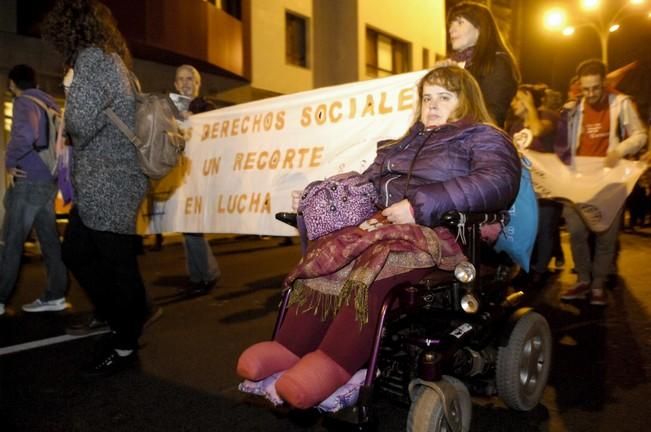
[275,268,432,375]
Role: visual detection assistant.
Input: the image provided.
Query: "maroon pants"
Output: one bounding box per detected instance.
[275,268,432,375]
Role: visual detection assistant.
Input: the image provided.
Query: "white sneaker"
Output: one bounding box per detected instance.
[22,298,69,312]
[0,303,5,316]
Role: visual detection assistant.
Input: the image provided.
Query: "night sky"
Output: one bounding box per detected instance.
[517,0,651,109]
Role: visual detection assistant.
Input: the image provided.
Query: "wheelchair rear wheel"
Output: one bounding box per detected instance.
[496,311,552,411]
[406,375,471,432]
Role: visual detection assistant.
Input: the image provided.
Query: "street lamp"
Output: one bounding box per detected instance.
[543,8,567,29]
[581,0,600,11]
[544,0,650,66]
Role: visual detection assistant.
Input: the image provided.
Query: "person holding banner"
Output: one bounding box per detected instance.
[236,65,521,409]
[446,1,520,128]
[507,84,563,287]
[171,65,222,295]
[558,59,647,306]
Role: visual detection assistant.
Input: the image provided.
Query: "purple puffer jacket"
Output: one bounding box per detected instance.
[362,120,521,227]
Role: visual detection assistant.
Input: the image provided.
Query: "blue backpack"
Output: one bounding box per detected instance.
[494,157,539,272]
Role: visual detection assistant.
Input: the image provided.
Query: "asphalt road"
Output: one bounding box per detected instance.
[1,230,650,431]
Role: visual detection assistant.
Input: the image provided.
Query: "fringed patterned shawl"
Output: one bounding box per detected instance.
[284,222,466,324]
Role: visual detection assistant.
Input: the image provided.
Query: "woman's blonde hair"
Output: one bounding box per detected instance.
[415,65,494,125]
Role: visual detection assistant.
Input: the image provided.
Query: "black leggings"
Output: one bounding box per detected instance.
[62,207,147,350]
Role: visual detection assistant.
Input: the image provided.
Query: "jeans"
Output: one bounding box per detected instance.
[563,204,623,289]
[183,233,220,283]
[62,207,147,350]
[0,180,67,303]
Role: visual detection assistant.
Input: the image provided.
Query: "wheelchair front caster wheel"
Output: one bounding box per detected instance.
[406,375,471,432]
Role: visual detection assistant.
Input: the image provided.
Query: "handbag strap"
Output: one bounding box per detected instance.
[104,108,141,145]
[103,70,143,146]
[22,94,51,113]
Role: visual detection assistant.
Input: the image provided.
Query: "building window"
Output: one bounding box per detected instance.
[286,12,309,68]
[203,0,242,20]
[422,48,430,69]
[4,100,12,139]
[222,0,242,20]
[366,28,410,78]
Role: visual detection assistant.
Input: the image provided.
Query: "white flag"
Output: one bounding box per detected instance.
[523,150,646,232]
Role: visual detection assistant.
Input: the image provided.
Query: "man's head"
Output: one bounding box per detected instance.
[8,64,37,96]
[174,65,201,98]
[576,59,607,106]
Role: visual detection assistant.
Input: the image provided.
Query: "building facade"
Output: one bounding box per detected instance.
[0,0,462,220]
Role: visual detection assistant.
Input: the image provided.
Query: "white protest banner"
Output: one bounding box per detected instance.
[522,150,646,232]
[138,70,429,236]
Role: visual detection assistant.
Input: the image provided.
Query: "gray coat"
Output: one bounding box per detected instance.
[66,47,147,234]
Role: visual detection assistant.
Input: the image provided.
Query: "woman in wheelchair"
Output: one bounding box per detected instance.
[236,65,521,409]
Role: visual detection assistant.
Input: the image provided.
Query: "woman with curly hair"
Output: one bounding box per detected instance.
[42,0,149,376]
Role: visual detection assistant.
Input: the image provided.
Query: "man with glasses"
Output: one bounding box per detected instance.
[559,59,647,306]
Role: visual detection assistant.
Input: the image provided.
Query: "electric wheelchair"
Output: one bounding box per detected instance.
[270,210,552,432]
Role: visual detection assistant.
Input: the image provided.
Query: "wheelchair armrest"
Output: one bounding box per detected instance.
[276,212,309,256]
[275,212,298,228]
[440,211,506,229]
[441,211,508,267]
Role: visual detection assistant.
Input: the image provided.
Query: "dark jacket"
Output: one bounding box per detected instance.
[6,88,60,182]
[471,53,518,128]
[362,120,521,227]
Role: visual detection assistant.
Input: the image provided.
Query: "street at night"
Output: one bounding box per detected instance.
[1,230,650,431]
[1,2,651,431]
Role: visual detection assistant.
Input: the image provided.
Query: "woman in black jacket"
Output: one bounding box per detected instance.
[447,1,521,128]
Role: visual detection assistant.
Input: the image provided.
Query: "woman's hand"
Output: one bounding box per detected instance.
[604,149,622,168]
[63,68,74,95]
[519,90,536,113]
[381,199,415,224]
[433,59,459,69]
[7,167,27,187]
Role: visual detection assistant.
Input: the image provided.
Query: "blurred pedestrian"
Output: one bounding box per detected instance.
[171,65,222,295]
[507,83,562,287]
[0,64,69,316]
[540,86,567,270]
[624,182,648,230]
[42,0,149,376]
